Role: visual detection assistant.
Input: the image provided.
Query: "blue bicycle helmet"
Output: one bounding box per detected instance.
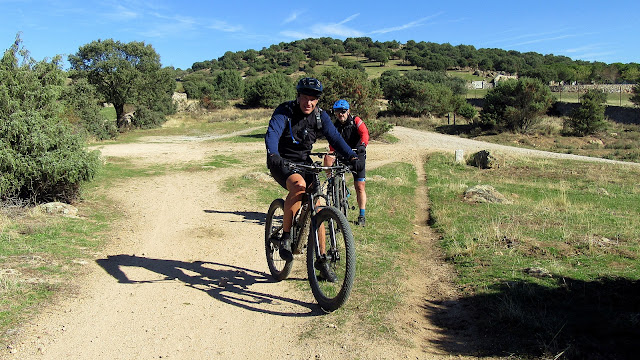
[333,99,350,110]
[296,77,323,97]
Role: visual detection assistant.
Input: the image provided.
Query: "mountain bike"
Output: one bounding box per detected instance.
[325,154,354,219]
[265,156,356,312]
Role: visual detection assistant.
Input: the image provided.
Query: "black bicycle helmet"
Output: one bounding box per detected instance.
[296,77,323,97]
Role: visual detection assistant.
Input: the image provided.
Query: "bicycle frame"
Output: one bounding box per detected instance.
[324,154,352,219]
[287,159,344,262]
[265,156,356,311]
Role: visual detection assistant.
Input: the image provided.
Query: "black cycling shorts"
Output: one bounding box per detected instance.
[269,160,315,190]
[352,155,366,181]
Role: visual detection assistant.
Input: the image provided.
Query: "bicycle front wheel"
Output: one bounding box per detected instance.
[307,206,356,312]
[265,199,293,281]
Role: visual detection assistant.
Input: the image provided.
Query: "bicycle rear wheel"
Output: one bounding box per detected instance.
[337,175,349,219]
[265,199,293,281]
[307,206,356,312]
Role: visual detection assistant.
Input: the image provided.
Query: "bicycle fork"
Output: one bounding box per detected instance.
[310,209,340,263]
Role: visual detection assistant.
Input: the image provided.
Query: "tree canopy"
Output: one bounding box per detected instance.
[68,39,175,129]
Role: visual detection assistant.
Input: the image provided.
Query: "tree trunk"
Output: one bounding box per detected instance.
[115,103,126,128]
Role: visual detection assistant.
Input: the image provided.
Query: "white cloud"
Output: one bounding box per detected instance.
[283,10,304,24]
[311,23,364,37]
[370,13,442,35]
[510,34,577,47]
[280,30,315,39]
[105,5,139,20]
[564,44,603,54]
[207,20,243,33]
[337,13,360,26]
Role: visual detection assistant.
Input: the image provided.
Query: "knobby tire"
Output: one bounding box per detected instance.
[306,206,356,312]
[265,199,293,281]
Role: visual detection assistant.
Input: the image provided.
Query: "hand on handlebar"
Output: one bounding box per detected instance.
[267,153,284,168]
[350,156,365,172]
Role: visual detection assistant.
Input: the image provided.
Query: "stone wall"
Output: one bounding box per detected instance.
[551,102,640,125]
[550,84,635,94]
[466,99,640,125]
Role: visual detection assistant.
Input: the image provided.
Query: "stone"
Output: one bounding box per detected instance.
[463,185,512,204]
[33,202,79,217]
[468,150,498,169]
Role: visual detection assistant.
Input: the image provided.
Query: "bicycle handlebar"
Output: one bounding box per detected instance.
[284,160,351,174]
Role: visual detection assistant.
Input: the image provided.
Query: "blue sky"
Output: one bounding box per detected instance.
[2,0,639,70]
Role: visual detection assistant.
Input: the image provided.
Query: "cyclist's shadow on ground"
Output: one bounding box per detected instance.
[96,254,323,317]
[203,209,266,226]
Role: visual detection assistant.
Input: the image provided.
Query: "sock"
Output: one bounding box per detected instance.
[359,209,365,217]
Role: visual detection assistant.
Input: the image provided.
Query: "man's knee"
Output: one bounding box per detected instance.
[287,176,307,194]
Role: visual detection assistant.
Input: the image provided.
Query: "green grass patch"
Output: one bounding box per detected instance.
[202,154,242,168]
[343,162,417,332]
[0,200,114,338]
[214,127,266,143]
[424,152,640,357]
[426,153,640,286]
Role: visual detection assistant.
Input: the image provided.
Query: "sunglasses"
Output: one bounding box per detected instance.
[335,109,348,114]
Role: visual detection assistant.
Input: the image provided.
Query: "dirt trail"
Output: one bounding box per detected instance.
[7,126,633,360]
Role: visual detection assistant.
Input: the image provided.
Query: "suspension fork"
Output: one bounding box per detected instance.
[308,178,337,260]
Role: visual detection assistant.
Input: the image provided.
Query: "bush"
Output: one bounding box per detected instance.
[0,111,100,203]
[564,89,608,136]
[1,35,100,203]
[63,77,117,140]
[243,72,295,108]
[386,78,455,117]
[457,102,478,120]
[317,67,382,121]
[200,94,229,110]
[213,70,244,99]
[366,118,394,140]
[479,78,554,132]
[630,84,640,107]
[378,70,465,117]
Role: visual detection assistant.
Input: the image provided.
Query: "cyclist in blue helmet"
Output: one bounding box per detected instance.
[324,99,370,226]
[265,78,364,281]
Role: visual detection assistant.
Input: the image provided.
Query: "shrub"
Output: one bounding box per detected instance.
[366,118,394,140]
[386,79,455,117]
[317,67,382,121]
[243,72,295,108]
[1,35,100,203]
[378,70,466,117]
[62,77,117,140]
[479,78,554,132]
[564,89,608,136]
[630,84,640,107]
[0,111,100,203]
[457,102,478,121]
[213,70,244,99]
[200,94,229,110]
[182,72,216,99]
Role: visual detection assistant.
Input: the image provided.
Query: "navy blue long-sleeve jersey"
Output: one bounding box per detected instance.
[265,100,356,163]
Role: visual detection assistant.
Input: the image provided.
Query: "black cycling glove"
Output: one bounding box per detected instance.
[267,153,284,169]
[350,156,365,172]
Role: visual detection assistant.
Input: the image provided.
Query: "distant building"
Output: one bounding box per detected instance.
[472,80,486,89]
[493,74,518,83]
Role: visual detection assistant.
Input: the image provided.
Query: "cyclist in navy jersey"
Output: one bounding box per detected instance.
[265,78,363,281]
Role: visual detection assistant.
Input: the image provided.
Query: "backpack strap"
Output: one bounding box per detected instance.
[315,107,322,130]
